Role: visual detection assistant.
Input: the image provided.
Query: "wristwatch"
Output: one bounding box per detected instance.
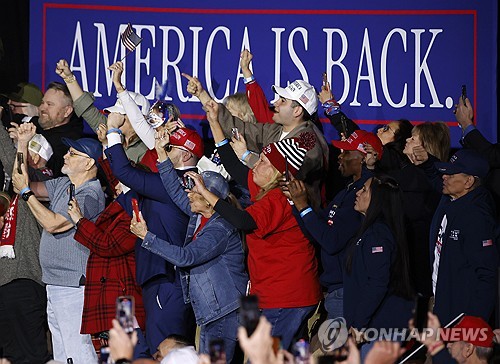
[21,190,35,201]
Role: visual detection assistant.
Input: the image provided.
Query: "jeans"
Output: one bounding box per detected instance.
[46,285,97,364]
[262,305,316,350]
[325,288,344,319]
[199,310,239,364]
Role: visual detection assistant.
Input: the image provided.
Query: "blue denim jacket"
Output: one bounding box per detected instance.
[142,159,248,326]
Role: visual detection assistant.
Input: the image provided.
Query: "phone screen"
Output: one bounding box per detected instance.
[116,296,135,334]
[17,152,24,174]
[461,85,467,106]
[69,183,75,204]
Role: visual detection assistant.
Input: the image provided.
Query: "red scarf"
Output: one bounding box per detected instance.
[0,195,19,259]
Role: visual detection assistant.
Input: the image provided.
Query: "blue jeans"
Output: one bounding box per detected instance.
[262,305,316,350]
[325,288,344,319]
[199,310,239,363]
[46,285,98,364]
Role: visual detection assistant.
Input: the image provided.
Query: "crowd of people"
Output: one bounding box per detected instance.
[0,48,500,364]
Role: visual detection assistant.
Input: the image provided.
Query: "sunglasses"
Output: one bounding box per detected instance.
[163,144,189,154]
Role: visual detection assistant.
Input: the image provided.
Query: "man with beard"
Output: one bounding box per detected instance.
[8,82,83,177]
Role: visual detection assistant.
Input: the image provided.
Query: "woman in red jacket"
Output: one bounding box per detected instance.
[188,100,321,351]
[67,160,145,342]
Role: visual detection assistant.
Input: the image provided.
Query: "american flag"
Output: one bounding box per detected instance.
[121,23,143,52]
[372,246,384,254]
[482,239,493,247]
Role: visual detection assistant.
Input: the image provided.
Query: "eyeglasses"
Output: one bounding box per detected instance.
[163,144,192,156]
[381,125,396,134]
[68,150,91,159]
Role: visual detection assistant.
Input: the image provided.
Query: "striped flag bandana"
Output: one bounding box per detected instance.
[263,131,316,177]
[121,23,143,52]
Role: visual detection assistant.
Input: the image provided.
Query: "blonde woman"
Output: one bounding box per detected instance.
[193,100,321,350]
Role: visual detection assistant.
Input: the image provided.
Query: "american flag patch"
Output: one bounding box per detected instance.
[300,94,310,104]
[482,239,493,247]
[372,246,384,254]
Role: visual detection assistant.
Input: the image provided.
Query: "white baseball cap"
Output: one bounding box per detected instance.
[104,91,151,115]
[272,80,318,115]
[28,134,53,161]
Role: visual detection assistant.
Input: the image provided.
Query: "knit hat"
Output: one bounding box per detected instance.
[104,91,150,115]
[272,80,318,115]
[448,316,495,348]
[170,128,204,159]
[3,82,43,106]
[331,130,384,158]
[28,134,53,161]
[263,132,316,177]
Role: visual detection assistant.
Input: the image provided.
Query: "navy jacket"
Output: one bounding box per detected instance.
[141,159,248,326]
[343,222,413,330]
[105,144,190,286]
[430,186,498,325]
[296,168,371,292]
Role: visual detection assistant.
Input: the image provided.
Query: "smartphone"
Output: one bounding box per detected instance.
[413,294,430,332]
[209,339,226,364]
[131,198,140,222]
[116,296,135,334]
[17,152,24,174]
[231,127,240,141]
[68,183,75,205]
[322,72,328,87]
[239,295,260,337]
[284,155,290,182]
[461,85,467,106]
[184,175,194,190]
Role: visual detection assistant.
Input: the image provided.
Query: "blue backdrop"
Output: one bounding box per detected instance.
[29,0,498,146]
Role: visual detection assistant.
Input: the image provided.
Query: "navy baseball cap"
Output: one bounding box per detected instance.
[201,171,229,200]
[434,149,489,178]
[62,137,102,164]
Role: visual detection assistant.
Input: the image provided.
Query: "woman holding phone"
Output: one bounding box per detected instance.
[129,132,248,362]
[184,100,321,351]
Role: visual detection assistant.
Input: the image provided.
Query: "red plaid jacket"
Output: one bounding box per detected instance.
[74,200,145,334]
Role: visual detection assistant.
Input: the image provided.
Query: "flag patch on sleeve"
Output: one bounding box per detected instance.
[372,246,384,253]
[482,239,493,247]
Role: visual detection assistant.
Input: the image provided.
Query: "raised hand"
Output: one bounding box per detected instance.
[130,210,148,240]
[318,78,333,104]
[205,100,220,125]
[67,198,84,224]
[240,49,253,77]
[17,122,37,144]
[182,73,203,98]
[230,132,248,160]
[107,112,126,129]
[109,62,125,92]
[55,59,72,79]
[455,96,474,129]
[287,179,309,211]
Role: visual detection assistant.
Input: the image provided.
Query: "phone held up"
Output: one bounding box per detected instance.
[461,85,467,106]
[17,152,24,174]
[209,339,226,364]
[231,127,240,141]
[116,295,135,334]
[239,294,260,337]
[413,294,430,332]
[68,183,75,205]
[183,175,194,190]
[131,198,140,222]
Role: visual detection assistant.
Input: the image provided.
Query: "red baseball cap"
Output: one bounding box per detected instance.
[169,127,204,159]
[448,316,495,348]
[331,130,383,158]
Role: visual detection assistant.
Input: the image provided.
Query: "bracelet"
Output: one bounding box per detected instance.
[299,207,313,218]
[244,75,255,84]
[63,74,76,84]
[215,139,229,148]
[241,150,251,162]
[428,341,445,356]
[20,187,31,195]
[106,128,123,135]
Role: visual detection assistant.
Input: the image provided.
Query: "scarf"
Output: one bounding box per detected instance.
[0,194,19,259]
